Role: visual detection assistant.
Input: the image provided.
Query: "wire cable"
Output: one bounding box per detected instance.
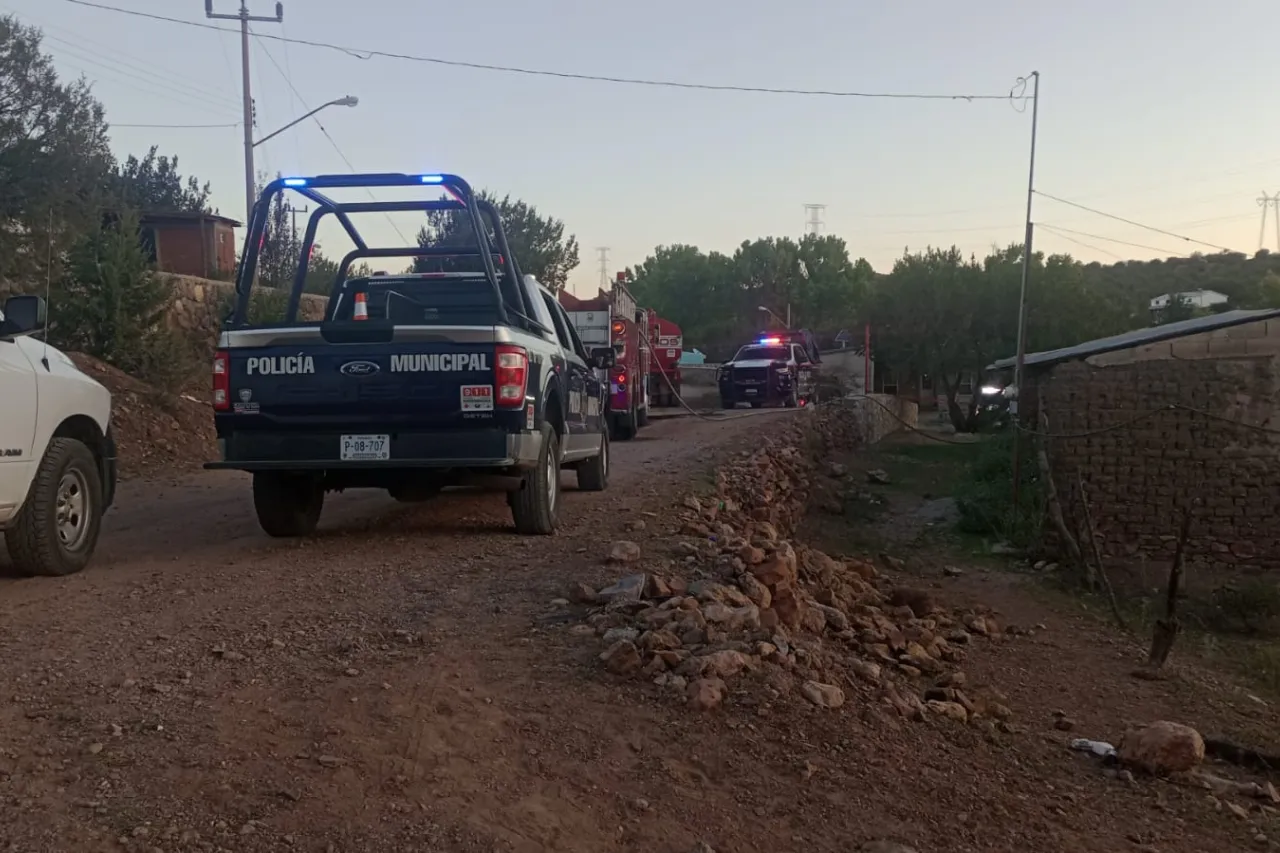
[1035,224,1123,260]
[249,28,411,245]
[111,122,241,129]
[63,0,1013,100]
[1034,223,1189,257]
[1034,191,1239,253]
[3,6,245,111]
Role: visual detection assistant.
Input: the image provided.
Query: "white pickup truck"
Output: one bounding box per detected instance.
[0,294,117,577]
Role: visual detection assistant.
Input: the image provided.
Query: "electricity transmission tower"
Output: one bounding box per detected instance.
[804,204,826,236]
[595,247,610,290]
[1258,192,1280,252]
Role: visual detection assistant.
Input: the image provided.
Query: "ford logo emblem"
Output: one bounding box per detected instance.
[339,360,380,376]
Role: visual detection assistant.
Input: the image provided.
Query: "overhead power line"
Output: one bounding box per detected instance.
[1035,223,1188,258]
[1034,190,1238,253]
[250,27,410,245]
[1034,225,1123,260]
[64,0,1012,100]
[111,122,241,128]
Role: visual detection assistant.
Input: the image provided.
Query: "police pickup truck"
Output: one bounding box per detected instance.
[717,329,821,409]
[206,173,615,536]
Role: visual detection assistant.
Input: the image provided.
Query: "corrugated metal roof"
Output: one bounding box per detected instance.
[988,308,1280,371]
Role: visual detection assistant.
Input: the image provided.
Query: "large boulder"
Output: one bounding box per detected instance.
[1118,721,1205,774]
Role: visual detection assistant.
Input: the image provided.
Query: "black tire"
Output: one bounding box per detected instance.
[611,409,637,441]
[576,424,609,492]
[784,387,798,408]
[252,472,324,537]
[637,405,650,428]
[5,438,104,578]
[511,424,561,535]
[720,397,735,410]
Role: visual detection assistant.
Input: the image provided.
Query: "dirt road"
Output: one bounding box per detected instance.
[5,410,1279,853]
[0,411,810,853]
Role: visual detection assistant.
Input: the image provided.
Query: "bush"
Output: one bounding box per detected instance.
[953,429,1044,549]
[214,285,290,326]
[50,209,196,389]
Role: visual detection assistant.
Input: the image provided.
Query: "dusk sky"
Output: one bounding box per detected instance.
[7,0,1279,294]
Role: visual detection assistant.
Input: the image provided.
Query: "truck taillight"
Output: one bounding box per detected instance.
[212,350,230,411]
[494,344,528,407]
[614,368,627,385]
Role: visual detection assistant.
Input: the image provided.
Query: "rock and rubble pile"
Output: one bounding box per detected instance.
[572,406,1016,723]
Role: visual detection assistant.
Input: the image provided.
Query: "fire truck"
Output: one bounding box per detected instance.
[646,312,683,407]
[560,273,651,440]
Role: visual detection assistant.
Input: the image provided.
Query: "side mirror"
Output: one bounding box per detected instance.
[590,346,616,369]
[1,295,47,338]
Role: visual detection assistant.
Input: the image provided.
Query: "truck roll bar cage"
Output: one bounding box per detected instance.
[231,173,541,331]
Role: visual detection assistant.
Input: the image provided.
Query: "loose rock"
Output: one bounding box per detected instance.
[1118,721,1205,774]
[801,680,845,709]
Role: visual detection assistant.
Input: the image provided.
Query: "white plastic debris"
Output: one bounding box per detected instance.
[1070,738,1117,758]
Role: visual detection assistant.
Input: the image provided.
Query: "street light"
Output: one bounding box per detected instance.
[757,304,791,329]
[244,96,359,220]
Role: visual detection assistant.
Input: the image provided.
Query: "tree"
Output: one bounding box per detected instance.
[629,245,740,356]
[112,146,212,214]
[50,208,186,385]
[255,173,302,289]
[628,236,871,360]
[0,15,113,291]
[413,191,580,291]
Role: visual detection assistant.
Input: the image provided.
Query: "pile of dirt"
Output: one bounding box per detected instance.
[573,404,1019,723]
[69,353,215,480]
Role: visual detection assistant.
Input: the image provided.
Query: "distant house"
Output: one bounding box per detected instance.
[139,212,240,279]
[1149,289,1229,317]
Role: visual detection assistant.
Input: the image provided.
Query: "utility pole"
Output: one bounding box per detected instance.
[595,247,610,291]
[206,0,284,227]
[803,204,826,236]
[289,204,309,239]
[1257,191,1280,252]
[1010,71,1040,511]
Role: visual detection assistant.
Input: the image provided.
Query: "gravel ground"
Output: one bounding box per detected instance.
[2,410,1278,853]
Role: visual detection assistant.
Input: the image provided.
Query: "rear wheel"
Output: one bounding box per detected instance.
[637,405,650,428]
[611,408,637,441]
[253,472,324,537]
[512,424,561,534]
[749,401,762,409]
[576,423,609,492]
[720,396,735,410]
[5,438,104,577]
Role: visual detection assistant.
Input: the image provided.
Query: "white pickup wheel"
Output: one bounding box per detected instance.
[5,438,104,577]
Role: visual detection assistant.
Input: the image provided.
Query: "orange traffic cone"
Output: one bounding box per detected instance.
[353,292,368,321]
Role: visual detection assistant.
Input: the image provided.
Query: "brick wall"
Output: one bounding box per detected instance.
[1037,355,1280,572]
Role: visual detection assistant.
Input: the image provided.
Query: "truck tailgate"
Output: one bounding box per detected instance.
[224,340,505,430]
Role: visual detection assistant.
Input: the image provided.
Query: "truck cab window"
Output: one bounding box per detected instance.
[542,292,574,351]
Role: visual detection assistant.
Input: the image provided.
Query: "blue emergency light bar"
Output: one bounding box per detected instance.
[272,173,468,193]
[758,336,782,345]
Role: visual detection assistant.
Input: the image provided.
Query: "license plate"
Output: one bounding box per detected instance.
[745,388,757,395]
[340,434,389,461]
